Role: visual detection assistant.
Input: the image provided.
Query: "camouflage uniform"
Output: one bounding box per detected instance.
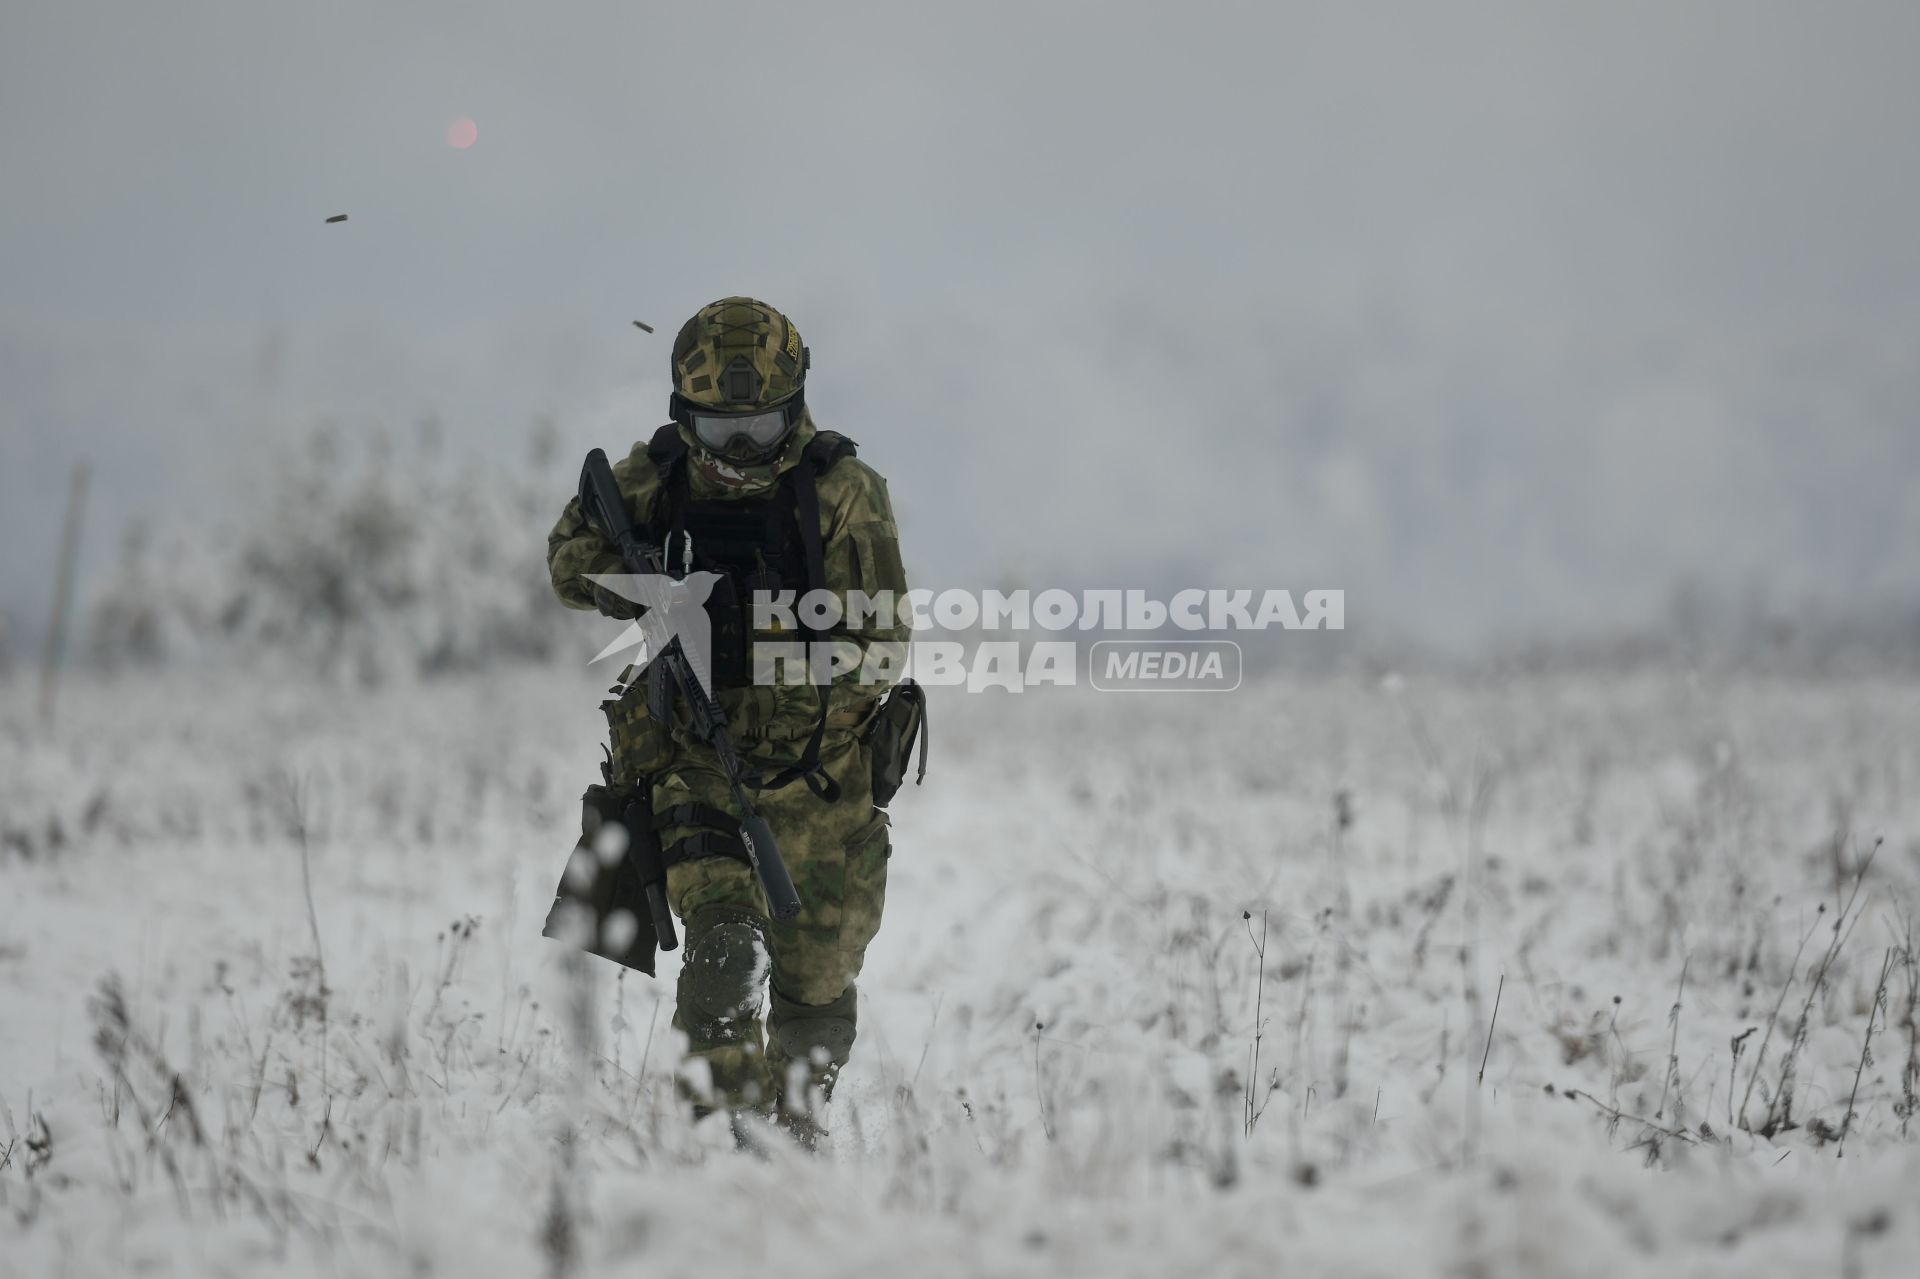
[547,299,910,1127]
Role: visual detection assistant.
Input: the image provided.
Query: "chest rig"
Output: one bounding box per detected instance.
[643,423,858,799]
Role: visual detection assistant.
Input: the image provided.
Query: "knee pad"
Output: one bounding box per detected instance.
[767,982,858,1068]
[677,908,771,1039]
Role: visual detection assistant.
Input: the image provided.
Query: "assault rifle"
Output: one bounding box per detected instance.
[577,447,803,925]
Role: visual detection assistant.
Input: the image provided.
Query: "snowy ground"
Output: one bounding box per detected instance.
[3,665,1919,1277]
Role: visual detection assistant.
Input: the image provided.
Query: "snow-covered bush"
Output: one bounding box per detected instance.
[86,421,585,682]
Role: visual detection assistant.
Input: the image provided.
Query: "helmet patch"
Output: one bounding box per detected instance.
[720,355,763,405]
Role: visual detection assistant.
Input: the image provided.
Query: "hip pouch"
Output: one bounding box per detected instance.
[864,679,929,808]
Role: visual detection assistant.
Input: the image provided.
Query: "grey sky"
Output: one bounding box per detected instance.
[4,1,1917,655]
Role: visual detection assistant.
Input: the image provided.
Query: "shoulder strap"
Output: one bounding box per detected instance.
[751,444,842,802]
[646,425,691,571]
[646,423,688,470]
[791,450,830,607]
[803,430,858,474]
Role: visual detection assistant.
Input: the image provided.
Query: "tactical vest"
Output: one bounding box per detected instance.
[641,424,858,801]
[643,423,857,690]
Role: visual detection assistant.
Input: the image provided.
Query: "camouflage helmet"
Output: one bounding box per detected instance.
[670,297,808,408]
[668,297,810,464]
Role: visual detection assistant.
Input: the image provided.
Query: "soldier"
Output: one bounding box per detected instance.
[546,297,914,1145]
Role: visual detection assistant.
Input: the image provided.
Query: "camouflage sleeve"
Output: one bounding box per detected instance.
[546,441,661,610]
[820,457,911,707]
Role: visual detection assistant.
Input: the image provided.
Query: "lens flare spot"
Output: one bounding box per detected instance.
[447,117,478,149]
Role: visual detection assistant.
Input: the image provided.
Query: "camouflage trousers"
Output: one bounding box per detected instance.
[609,679,890,1116]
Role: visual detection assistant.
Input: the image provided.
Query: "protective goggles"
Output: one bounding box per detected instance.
[691,408,790,453]
[678,393,804,458]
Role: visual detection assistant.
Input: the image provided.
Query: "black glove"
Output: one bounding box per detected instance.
[592,579,644,620]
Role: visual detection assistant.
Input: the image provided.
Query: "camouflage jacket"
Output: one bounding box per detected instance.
[547,415,911,756]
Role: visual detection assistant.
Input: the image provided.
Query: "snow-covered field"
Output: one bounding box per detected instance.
[4,665,1919,1277]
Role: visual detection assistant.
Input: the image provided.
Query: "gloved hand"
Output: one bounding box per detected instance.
[592,579,645,620]
[584,548,644,619]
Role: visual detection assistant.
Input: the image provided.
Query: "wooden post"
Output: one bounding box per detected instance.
[39,461,90,726]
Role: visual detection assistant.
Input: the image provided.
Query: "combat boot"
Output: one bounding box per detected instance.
[672,906,774,1115]
[766,982,857,1150]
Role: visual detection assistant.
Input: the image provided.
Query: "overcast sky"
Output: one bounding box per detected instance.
[3,1,1917,655]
